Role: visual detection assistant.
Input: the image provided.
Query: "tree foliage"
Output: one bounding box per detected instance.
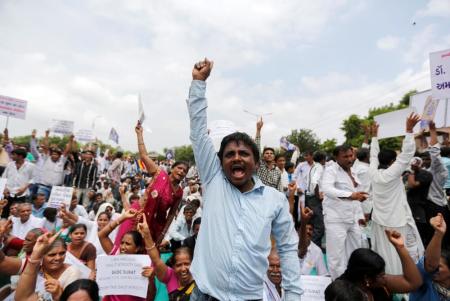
[286,129,321,153]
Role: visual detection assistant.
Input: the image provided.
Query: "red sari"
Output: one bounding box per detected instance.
[114,169,183,246]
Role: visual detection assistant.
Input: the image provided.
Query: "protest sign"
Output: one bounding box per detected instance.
[301,275,331,301]
[0,178,7,199]
[430,48,450,100]
[75,129,95,142]
[51,119,74,135]
[138,95,146,124]
[280,137,297,151]
[96,255,151,298]
[65,251,91,278]
[208,120,237,151]
[48,186,73,208]
[0,95,27,120]
[419,96,440,129]
[374,107,417,139]
[109,127,119,144]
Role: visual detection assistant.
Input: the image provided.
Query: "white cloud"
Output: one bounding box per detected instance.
[376,35,401,51]
[417,0,450,17]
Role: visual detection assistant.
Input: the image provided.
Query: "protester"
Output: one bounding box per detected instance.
[11,203,44,239]
[263,249,283,301]
[67,224,96,273]
[410,213,449,300]
[369,115,424,275]
[275,153,289,193]
[187,59,301,300]
[31,192,48,218]
[72,149,98,207]
[324,279,367,301]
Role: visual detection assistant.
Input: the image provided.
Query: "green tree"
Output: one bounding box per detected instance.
[286,129,320,152]
[173,145,195,164]
[320,138,337,155]
[340,114,367,146]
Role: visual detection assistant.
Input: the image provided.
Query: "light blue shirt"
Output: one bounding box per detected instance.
[441,156,450,189]
[187,80,302,301]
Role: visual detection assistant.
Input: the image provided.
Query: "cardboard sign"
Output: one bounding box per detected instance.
[420,96,440,129]
[138,95,146,124]
[430,48,450,100]
[96,255,151,298]
[51,119,74,135]
[301,275,332,301]
[75,129,95,142]
[48,186,73,208]
[373,107,417,139]
[0,95,27,120]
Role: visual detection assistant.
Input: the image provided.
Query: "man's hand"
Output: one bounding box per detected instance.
[430,213,446,236]
[300,204,313,223]
[135,122,144,136]
[385,230,404,249]
[287,182,297,196]
[371,122,379,138]
[350,192,368,201]
[192,58,214,81]
[406,113,421,133]
[256,117,264,132]
[429,120,436,131]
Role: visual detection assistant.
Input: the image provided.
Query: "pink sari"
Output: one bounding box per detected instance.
[114,169,183,246]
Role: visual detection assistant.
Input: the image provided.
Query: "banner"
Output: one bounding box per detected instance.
[75,129,95,142]
[0,95,27,120]
[166,149,174,160]
[301,275,332,301]
[373,107,417,139]
[96,255,151,298]
[430,48,450,100]
[51,119,74,135]
[109,127,119,144]
[280,137,297,151]
[48,186,73,208]
[138,94,146,124]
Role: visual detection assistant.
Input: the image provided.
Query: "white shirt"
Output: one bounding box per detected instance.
[40,154,67,186]
[280,170,289,193]
[300,242,328,276]
[293,161,312,193]
[307,163,324,196]
[322,161,364,223]
[71,205,89,219]
[11,215,44,239]
[352,160,372,214]
[263,275,283,301]
[165,215,193,241]
[369,134,415,227]
[2,161,35,196]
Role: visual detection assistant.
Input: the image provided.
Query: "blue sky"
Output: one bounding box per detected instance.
[0,0,449,152]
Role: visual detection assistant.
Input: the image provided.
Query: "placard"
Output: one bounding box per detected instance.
[419,96,440,129]
[96,255,151,298]
[373,107,417,139]
[430,48,450,100]
[75,129,95,142]
[48,186,73,208]
[51,119,74,135]
[65,251,92,278]
[301,275,332,301]
[0,95,27,120]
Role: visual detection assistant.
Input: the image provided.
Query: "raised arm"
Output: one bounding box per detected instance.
[63,134,75,157]
[369,123,380,171]
[255,117,263,154]
[41,130,50,156]
[98,209,138,254]
[137,215,168,282]
[187,59,221,185]
[382,230,422,293]
[119,185,130,211]
[428,121,448,183]
[0,219,22,275]
[298,204,313,259]
[135,123,158,176]
[424,213,446,273]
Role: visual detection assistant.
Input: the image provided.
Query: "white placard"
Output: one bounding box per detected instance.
[96,255,151,298]
[410,90,447,128]
[302,275,332,301]
[374,107,417,139]
[51,119,74,135]
[65,251,92,279]
[430,48,450,100]
[0,178,7,199]
[75,129,95,142]
[48,186,73,208]
[208,120,237,151]
[0,95,27,120]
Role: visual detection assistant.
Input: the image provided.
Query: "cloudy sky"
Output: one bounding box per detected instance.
[1,0,450,153]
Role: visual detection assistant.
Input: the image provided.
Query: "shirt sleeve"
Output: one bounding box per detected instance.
[187,80,221,186]
[382,133,416,181]
[429,145,448,186]
[271,194,302,299]
[321,166,352,199]
[369,137,380,173]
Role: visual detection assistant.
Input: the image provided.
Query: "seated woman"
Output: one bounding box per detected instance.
[337,230,422,300]
[98,208,154,301]
[114,122,187,247]
[137,214,196,300]
[410,213,449,301]
[15,231,82,301]
[59,279,99,301]
[67,224,96,274]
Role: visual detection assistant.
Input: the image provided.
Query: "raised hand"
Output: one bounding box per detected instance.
[0,199,7,210]
[406,113,421,133]
[137,214,151,239]
[0,218,12,238]
[141,266,154,278]
[31,231,61,260]
[256,117,264,132]
[430,213,446,235]
[371,122,379,138]
[385,230,404,249]
[120,208,139,222]
[300,204,313,223]
[192,58,214,81]
[135,121,144,136]
[287,181,297,196]
[429,120,436,131]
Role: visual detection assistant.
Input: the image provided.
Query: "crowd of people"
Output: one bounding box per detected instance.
[0,59,449,301]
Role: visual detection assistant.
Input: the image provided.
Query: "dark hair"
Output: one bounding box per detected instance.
[167,246,193,267]
[48,237,67,251]
[190,199,201,209]
[60,279,99,301]
[378,150,397,169]
[12,148,27,158]
[275,153,286,161]
[69,223,87,234]
[115,151,124,159]
[28,228,45,237]
[97,211,111,220]
[193,217,202,226]
[43,207,58,222]
[441,147,450,158]
[356,148,370,162]
[313,151,327,163]
[332,145,352,157]
[263,147,275,154]
[171,161,189,170]
[123,230,144,251]
[50,148,62,155]
[303,150,314,156]
[325,279,367,301]
[340,248,385,283]
[217,132,260,163]
[285,162,294,171]
[184,204,195,213]
[129,194,140,202]
[418,151,430,160]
